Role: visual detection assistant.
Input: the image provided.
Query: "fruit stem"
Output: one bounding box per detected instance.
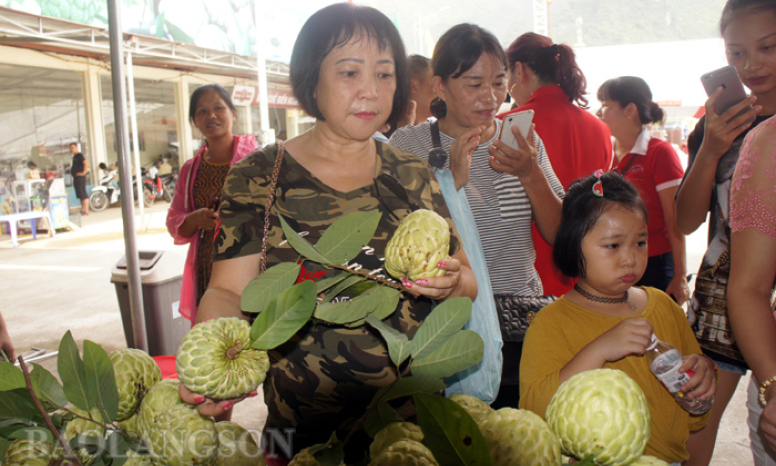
[226,341,244,360]
[327,262,408,292]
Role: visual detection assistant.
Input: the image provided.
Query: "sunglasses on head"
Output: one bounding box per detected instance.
[373,173,420,222]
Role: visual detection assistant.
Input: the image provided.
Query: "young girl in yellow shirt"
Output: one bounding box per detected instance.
[519,172,717,464]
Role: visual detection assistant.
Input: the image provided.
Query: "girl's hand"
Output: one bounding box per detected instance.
[189,208,218,231]
[679,353,717,401]
[761,386,776,452]
[489,124,539,180]
[699,88,761,159]
[178,383,256,418]
[449,127,483,190]
[592,318,653,364]
[665,274,691,305]
[401,259,462,301]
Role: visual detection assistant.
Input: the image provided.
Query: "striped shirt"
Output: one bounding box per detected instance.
[389,120,564,295]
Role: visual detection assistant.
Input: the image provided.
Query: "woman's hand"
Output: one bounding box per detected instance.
[489,124,539,180]
[679,353,717,401]
[401,258,462,301]
[698,88,761,160]
[189,208,219,232]
[178,383,257,418]
[761,386,776,451]
[449,127,483,190]
[665,273,691,305]
[591,318,654,364]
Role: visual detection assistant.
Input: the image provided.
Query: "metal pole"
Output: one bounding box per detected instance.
[107,0,148,351]
[255,0,271,145]
[126,50,144,222]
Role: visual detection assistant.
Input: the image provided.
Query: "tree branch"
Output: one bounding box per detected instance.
[327,263,407,291]
[18,356,82,466]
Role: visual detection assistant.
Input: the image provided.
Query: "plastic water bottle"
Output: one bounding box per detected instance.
[645,334,713,415]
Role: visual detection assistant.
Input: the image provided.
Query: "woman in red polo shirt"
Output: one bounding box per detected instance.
[501,33,612,296]
[596,76,689,304]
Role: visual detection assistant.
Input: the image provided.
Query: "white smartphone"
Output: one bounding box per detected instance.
[499,110,534,151]
[701,65,755,125]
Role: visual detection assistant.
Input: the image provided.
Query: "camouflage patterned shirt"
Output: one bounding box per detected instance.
[214,142,461,456]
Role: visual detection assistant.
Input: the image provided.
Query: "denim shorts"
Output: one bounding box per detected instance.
[715,360,748,375]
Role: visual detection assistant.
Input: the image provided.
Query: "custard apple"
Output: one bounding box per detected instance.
[145,403,219,466]
[384,209,450,280]
[479,407,561,466]
[546,369,650,466]
[214,421,262,466]
[369,422,425,459]
[124,450,154,466]
[109,348,162,421]
[177,318,270,400]
[449,393,494,425]
[629,455,671,466]
[367,439,438,466]
[288,443,344,466]
[64,407,106,466]
[117,412,141,437]
[137,378,185,439]
[1,439,53,466]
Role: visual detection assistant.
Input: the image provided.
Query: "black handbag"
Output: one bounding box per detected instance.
[493,294,556,342]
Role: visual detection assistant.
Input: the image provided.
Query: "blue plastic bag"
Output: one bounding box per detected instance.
[434,168,503,403]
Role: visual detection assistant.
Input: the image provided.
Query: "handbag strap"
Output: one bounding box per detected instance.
[613,153,638,176]
[428,120,448,169]
[259,141,285,274]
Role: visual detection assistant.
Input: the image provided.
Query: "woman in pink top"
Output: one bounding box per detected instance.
[166,84,258,323]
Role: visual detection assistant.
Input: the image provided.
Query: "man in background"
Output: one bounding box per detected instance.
[70,142,89,215]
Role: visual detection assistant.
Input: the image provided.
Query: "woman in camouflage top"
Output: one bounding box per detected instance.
[178,4,477,464]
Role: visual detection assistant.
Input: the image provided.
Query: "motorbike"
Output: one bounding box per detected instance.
[158,172,177,202]
[89,162,119,212]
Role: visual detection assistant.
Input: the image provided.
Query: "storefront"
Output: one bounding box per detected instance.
[0,7,310,202]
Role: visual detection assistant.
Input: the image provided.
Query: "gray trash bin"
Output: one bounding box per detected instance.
[111,250,189,356]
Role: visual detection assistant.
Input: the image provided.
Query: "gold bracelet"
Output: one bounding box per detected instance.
[759,375,776,407]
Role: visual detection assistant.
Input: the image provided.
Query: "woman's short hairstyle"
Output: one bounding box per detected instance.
[720,0,776,34]
[553,172,648,279]
[597,76,665,125]
[188,84,237,123]
[429,24,507,119]
[290,3,410,130]
[506,32,589,108]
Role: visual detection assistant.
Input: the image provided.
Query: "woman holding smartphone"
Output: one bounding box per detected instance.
[389,23,563,409]
[675,1,773,465]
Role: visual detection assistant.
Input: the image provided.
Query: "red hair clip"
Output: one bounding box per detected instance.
[592,169,604,197]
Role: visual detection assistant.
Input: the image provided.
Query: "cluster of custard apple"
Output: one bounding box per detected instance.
[1,318,269,466]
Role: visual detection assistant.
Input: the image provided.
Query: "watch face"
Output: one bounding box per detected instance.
[428,148,448,169]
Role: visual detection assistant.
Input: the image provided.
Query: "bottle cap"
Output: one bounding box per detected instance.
[646,333,658,350]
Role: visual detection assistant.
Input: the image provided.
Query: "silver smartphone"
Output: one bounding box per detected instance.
[499,109,534,151]
[701,65,755,125]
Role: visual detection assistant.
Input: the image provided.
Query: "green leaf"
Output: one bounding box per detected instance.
[365,315,410,367]
[369,374,446,406]
[82,341,119,421]
[364,401,403,438]
[411,330,484,379]
[315,274,351,294]
[414,392,491,466]
[0,437,10,461]
[0,389,42,422]
[29,363,68,408]
[250,281,317,350]
[310,432,344,466]
[58,330,90,411]
[575,456,597,466]
[321,275,364,303]
[8,426,53,443]
[0,362,25,391]
[316,210,382,265]
[0,418,36,431]
[314,285,383,324]
[279,215,331,264]
[409,297,472,360]
[241,262,301,314]
[104,431,132,466]
[368,287,402,321]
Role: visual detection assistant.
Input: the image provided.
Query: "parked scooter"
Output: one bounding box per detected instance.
[89,163,119,212]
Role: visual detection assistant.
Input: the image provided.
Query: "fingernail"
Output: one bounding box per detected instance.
[194,397,206,403]
[415,279,428,286]
[248,391,258,398]
[223,403,234,411]
[401,279,412,289]
[437,261,447,268]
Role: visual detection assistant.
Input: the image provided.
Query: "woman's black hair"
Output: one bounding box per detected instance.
[720,0,776,35]
[596,76,665,125]
[289,3,410,130]
[429,24,508,119]
[188,84,237,123]
[553,172,648,279]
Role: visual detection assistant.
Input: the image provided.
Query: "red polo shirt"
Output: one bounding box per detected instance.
[500,85,613,296]
[612,128,684,257]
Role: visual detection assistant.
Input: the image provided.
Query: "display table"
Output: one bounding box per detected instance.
[0,210,55,248]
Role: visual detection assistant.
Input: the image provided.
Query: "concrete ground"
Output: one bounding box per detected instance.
[0,202,754,464]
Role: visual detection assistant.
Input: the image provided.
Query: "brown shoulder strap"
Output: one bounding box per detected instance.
[259,141,285,274]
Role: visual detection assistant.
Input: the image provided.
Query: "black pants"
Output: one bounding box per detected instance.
[491,340,523,409]
[636,251,674,292]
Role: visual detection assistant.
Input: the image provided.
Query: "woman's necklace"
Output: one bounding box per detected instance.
[574,284,637,309]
